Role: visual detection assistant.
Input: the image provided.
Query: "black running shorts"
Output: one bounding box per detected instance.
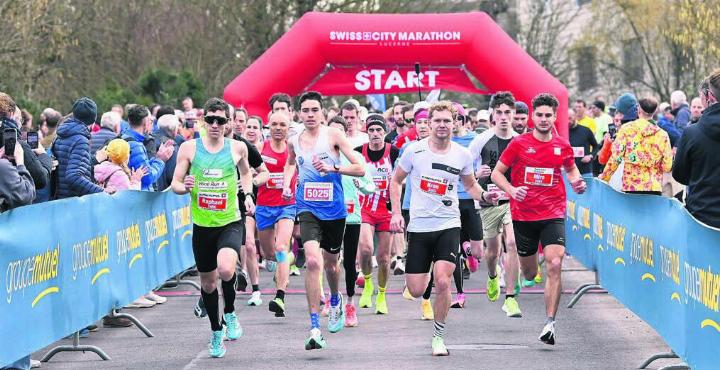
[512,218,565,257]
[405,227,461,274]
[297,212,346,254]
[458,199,483,242]
[192,220,245,273]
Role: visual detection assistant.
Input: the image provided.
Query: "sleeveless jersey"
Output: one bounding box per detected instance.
[190,138,240,227]
[361,143,393,212]
[258,142,296,207]
[291,125,346,220]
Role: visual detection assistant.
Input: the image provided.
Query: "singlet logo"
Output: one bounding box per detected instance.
[431,163,460,175]
[203,169,222,178]
[526,147,536,154]
[262,155,278,165]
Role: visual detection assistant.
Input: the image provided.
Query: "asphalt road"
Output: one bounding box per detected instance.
[33,257,679,370]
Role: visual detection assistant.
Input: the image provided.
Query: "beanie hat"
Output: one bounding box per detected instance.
[514,101,529,114]
[365,114,387,132]
[614,93,638,121]
[414,108,429,121]
[107,139,130,165]
[72,97,97,126]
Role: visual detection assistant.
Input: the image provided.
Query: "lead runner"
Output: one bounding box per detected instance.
[390,101,499,356]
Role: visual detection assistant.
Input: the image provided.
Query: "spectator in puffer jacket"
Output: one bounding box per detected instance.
[121,105,174,191]
[53,97,108,199]
[91,111,121,156]
[94,139,145,191]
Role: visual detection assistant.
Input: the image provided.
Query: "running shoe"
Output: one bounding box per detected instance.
[522,278,537,288]
[390,258,397,271]
[208,330,226,358]
[287,251,296,266]
[296,248,306,268]
[421,299,434,320]
[223,312,243,340]
[498,264,506,289]
[375,291,388,315]
[345,303,358,327]
[514,278,522,296]
[247,291,262,306]
[321,297,330,317]
[431,336,449,356]
[290,265,301,276]
[463,242,479,273]
[394,259,405,275]
[539,321,555,345]
[127,296,156,308]
[450,293,466,308]
[266,260,277,273]
[534,264,543,284]
[269,298,286,317]
[355,272,365,288]
[194,297,207,318]
[372,256,378,268]
[145,291,167,304]
[327,296,345,333]
[402,285,416,301]
[258,259,267,270]
[304,328,327,350]
[487,276,500,302]
[359,277,374,308]
[501,297,522,318]
[236,269,249,292]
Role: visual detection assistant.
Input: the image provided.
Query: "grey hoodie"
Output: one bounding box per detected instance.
[0,159,36,212]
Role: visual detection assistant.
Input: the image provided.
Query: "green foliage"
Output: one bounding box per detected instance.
[137,68,206,108]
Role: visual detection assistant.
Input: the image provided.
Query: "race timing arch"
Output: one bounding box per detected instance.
[223,11,569,137]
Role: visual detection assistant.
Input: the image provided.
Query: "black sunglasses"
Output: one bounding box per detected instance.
[204,116,228,126]
[404,118,414,123]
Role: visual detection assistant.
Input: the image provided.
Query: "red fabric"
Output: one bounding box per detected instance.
[309,66,486,95]
[223,12,569,138]
[394,128,417,149]
[498,133,574,222]
[257,143,296,207]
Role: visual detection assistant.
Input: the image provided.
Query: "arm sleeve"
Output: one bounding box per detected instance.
[0,162,36,209]
[67,139,104,195]
[672,132,691,184]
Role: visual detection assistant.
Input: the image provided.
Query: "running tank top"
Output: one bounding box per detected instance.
[291,126,346,220]
[361,143,393,212]
[190,138,240,227]
[258,142,296,207]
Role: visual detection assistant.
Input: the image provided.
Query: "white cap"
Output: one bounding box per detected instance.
[477,109,490,121]
[413,101,430,114]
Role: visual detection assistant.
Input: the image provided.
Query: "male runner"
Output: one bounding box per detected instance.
[355,114,399,315]
[449,102,482,309]
[242,116,266,306]
[512,101,530,134]
[282,91,365,350]
[469,92,522,317]
[327,116,375,327]
[390,101,498,356]
[255,112,297,317]
[491,93,587,345]
[172,98,255,358]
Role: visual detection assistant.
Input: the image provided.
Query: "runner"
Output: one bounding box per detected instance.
[340,101,369,147]
[243,116,266,306]
[490,93,587,345]
[355,114,399,315]
[171,98,256,358]
[512,101,530,134]
[327,116,376,327]
[282,91,365,350]
[449,102,482,309]
[390,101,498,356]
[468,92,522,317]
[398,108,434,320]
[255,112,297,318]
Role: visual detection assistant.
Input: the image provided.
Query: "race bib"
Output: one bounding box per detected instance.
[572,147,585,158]
[303,182,333,202]
[266,173,284,189]
[487,183,509,201]
[419,175,449,196]
[346,199,355,214]
[198,192,228,211]
[524,167,554,187]
[373,175,389,191]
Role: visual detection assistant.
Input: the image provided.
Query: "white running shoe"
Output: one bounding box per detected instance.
[145,291,167,304]
[539,321,556,345]
[247,291,262,306]
[127,296,156,308]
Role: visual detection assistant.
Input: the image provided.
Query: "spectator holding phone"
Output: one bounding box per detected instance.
[0,134,35,212]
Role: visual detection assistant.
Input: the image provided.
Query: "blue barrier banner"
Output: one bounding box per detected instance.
[0,191,194,367]
[566,179,720,370]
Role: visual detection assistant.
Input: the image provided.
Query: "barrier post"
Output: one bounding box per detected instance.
[566,270,607,308]
[40,331,110,363]
[110,309,154,337]
[637,351,689,370]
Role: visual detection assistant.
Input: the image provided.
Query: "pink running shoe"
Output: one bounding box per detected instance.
[345,303,358,327]
[463,242,479,273]
[451,293,466,308]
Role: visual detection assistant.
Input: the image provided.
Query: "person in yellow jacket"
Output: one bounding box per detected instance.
[599,95,673,194]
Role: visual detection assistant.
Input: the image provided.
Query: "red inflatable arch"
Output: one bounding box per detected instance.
[224,12,569,137]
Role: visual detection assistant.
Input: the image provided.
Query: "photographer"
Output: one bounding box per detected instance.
[0,137,35,212]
